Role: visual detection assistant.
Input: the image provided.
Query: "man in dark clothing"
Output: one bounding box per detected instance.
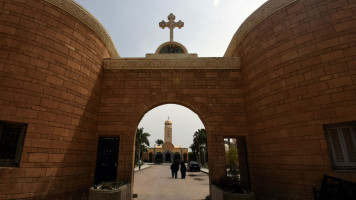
[171,161,179,178]
[170,162,174,178]
[180,161,187,179]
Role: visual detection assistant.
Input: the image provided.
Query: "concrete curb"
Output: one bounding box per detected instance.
[200,168,209,174]
[134,164,151,172]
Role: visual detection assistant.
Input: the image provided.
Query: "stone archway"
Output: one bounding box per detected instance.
[2,0,355,199]
[154,152,163,163]
[163,150,173,163]
[99,59,246,195]
[165,152,172,162]
[173,152,181,162]
[131,93,219,176]
[132,91,239,180]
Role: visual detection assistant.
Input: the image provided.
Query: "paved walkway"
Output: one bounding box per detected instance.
[134,163,151,172]
[133,164,209,200]
[200,167,209,174]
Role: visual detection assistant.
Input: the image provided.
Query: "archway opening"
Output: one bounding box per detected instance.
[154,152,163,163]
[133,104,209,200]
[173,152,181,162]
[165,152,171,162]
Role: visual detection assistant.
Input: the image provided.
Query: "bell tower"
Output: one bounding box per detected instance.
[164,117,172,143]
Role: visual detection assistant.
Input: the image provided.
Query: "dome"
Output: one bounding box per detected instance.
[165,120,172,124]
[155,41,188,54]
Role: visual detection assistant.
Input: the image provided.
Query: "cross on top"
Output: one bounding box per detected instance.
[159,13,184,42]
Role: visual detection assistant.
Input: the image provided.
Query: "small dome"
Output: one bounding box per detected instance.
[165,120,172,124]
[155,41,188,54]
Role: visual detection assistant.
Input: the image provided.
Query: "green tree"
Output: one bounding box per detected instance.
[227,145,238,171]
[190,129,207,164]
[135,128,150,163]
[155,139,164,146]
[190,129,207,152]
[188,152,197,162]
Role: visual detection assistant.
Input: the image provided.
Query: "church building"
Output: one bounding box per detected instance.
[1,0,356,199]
[143,118,189,163]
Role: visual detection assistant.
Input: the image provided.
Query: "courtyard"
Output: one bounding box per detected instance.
[133,164,209,200]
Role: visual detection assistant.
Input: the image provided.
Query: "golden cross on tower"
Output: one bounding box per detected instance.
[159,13,184,42]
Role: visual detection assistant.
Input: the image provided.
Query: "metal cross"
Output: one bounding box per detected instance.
[159,13,184,42]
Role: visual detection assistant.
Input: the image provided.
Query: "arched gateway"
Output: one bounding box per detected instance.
[142,118,188,163]
[1,0,356,200]
[99,12,244,191]
[101,49,242,184]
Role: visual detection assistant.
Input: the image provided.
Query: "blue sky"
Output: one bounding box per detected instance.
[74,0,268,149]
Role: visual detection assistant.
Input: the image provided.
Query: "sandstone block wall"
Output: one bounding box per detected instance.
[0,0,111,199]
[99,68,247,185]
[1,0,355,199]
[229,0,356,199]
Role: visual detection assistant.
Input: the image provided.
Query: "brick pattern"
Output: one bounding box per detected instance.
[1,0,355,199]
[0,0,111,199]
[98,69,246,185]
[230,0,356,199]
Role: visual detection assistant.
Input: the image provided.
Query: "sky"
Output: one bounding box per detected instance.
[74,0,268,149]
[74,0,268,57]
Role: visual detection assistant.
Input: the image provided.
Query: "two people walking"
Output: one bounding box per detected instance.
[170,160,186,179]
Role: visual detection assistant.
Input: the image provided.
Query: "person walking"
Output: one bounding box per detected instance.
[138,160,142,170]
[170,162,174,178]
[180,161,187,179]
[172,161,179,179]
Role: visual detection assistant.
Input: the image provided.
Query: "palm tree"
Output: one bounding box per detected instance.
[194,129,207,147]
[136,128,150,163]
[190,129,207,163]
[155,139,164,146]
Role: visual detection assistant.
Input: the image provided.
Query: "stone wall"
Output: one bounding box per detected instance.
[1,0,355,199]
[98,64,247,186]
[0,0,112,199]
[227,0,356,199]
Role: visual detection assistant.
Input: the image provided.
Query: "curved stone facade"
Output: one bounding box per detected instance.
[43,0,119,58]
[1,0,355,199]
[0,0,112,199]
[226,0,356,199]
[224,0,298,57]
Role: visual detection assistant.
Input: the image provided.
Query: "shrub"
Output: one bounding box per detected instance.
[155,158,163,164]
[98,181,128,190]
[213,176,244,193]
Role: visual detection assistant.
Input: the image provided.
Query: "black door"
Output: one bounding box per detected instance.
[94,137,119,185]
[174,153,181,161]
[165,153,171,162]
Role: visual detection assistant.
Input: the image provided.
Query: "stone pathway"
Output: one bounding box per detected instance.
[133,164,209,200]
[134,163,151,172]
